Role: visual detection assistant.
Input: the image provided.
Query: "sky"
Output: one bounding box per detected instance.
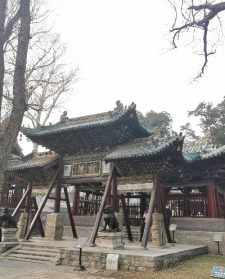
[23,0,225,153]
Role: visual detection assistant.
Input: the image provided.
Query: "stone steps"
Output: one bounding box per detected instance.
[2,243,60,263]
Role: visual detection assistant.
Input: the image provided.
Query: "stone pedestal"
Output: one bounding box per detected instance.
[106,254,120,271]
[116,209,124,232]
[17,212,28,240]
[151,213,166,247]
[45,213,64,240]
[1,228,18,242]
[96,232,124,249]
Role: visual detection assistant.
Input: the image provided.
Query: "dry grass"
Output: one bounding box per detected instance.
[97,255,225,279]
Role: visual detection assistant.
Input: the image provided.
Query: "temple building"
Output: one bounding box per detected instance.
[6,102,225,249]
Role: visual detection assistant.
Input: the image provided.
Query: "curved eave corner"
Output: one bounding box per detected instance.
[183,144,225,164]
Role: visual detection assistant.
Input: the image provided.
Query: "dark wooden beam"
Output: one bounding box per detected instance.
[142,176,157,248]
[88,167,115,246]
[63,186,78,239]
[62,176,106,185]
[48,196,66,201]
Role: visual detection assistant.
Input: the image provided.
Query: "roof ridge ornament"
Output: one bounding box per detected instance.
[112,100,125,116]
[112,101,136,117]
[60,111,69,123]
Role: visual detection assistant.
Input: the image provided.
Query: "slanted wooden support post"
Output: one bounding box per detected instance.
[12,185,30,217]
[63,186,78,238]
[142,176,157,248]
[32,197,45,237]
[120,194,133,242]
[25,170,59,240]
[89,167,115,246]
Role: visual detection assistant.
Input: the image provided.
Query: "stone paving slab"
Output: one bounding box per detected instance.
[0,259,109,279]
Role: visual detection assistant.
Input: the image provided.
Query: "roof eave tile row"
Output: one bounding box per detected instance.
[105,136,184,162]
[22,103,149,138]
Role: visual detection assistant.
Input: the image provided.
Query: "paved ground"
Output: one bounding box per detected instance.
[0,259,108,279]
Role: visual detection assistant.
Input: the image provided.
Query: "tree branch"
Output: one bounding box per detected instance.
[169,1,225,77]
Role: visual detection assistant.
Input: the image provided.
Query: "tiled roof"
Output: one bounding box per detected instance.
[184,145,225,162]
[7,151,59,172]
[105,135,183,161]
[22,103,149,138]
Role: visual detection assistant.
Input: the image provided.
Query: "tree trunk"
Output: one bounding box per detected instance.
[0,0,6,120]
[0,0,31,196]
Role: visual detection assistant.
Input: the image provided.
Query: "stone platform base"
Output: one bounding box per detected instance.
[58,242,208,271]
[96,232,124,249]
[45,213,64,240]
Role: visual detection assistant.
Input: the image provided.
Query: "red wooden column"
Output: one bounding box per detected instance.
[207,182,219,218]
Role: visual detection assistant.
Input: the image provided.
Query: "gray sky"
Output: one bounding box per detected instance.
[23,0,225,153]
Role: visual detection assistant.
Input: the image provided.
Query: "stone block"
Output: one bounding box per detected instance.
[106,254,119,271]
[96,232,124,249]
[1,228,18,242]
[17,212,28,240]
[151,213,166,247]
[45,213,64,240]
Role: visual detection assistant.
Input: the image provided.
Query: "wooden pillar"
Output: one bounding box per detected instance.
[142,176,157,248]
[158,183,172,243]
[120,194,133,241]
[54,182,61,213]
[24,184,33,235]
[64,186,78,238]
[88,167,115,246]
[32,197,45,237]
[111,174,119,212]
[72,187,80,215]
[55,157,64,213]
[207,182,219,218]
[140,193,147,217]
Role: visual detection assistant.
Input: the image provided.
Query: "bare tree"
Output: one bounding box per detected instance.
[24,36,78,129]
[3,1,78,152]
[0,0,31,195]
[169,1,225,77]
